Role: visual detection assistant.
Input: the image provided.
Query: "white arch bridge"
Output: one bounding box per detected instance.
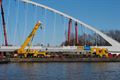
[0,0,120,53]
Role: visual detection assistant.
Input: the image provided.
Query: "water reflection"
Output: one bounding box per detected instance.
[0,62,120,80]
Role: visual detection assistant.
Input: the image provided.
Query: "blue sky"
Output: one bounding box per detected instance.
[33,0,120,29]
[0,0,120,46]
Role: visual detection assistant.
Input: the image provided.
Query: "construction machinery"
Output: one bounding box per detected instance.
[16,21,47,58]
[91,47,108,58]
[0,0,8,46]
[77,46,109,58]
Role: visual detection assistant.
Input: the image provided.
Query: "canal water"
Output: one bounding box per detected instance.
[0,62,120,80]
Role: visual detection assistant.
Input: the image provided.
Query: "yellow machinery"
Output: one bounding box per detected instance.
[17,21,47,57]
[91,47,108,58]
[77,46,84,51]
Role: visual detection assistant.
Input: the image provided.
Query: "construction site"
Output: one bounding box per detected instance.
[0,0,120,63]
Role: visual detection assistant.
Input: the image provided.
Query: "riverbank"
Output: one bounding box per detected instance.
[1,58,120,63]
[9,58,120,62]
[0,58,10,63]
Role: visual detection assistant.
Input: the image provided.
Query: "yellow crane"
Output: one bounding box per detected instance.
[17,21,46,57]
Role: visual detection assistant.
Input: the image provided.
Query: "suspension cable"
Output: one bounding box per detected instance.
[39,7,44,46]
[52,12,56,46]
[95,32,98,47]
[6,0,10,24]
[61,15,65,46]
[84,26,86,46]
[63,17,67,46]
[6,0,11,45]
[32,5,37,45]
[14,0,19,45]
[34,5,37,24]
[81,24,84,46]
[23,2,28,42]
[43,8,46,46]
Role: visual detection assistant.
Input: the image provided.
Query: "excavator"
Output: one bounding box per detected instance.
[16,21,48,58]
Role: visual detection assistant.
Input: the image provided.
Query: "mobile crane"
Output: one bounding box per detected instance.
[17,21,47,58]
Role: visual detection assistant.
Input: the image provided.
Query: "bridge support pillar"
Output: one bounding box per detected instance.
[68,19,72,45]
[75,22,79,45]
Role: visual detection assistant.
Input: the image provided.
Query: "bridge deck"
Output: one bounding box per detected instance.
[0,46,120,54]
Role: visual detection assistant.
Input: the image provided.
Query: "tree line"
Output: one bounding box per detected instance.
[61,30,120,46]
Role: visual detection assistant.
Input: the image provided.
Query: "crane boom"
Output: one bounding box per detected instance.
[0,0,8,46]
[17,21,41,53]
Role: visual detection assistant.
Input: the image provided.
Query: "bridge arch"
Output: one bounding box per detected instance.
[20,0,120,47]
